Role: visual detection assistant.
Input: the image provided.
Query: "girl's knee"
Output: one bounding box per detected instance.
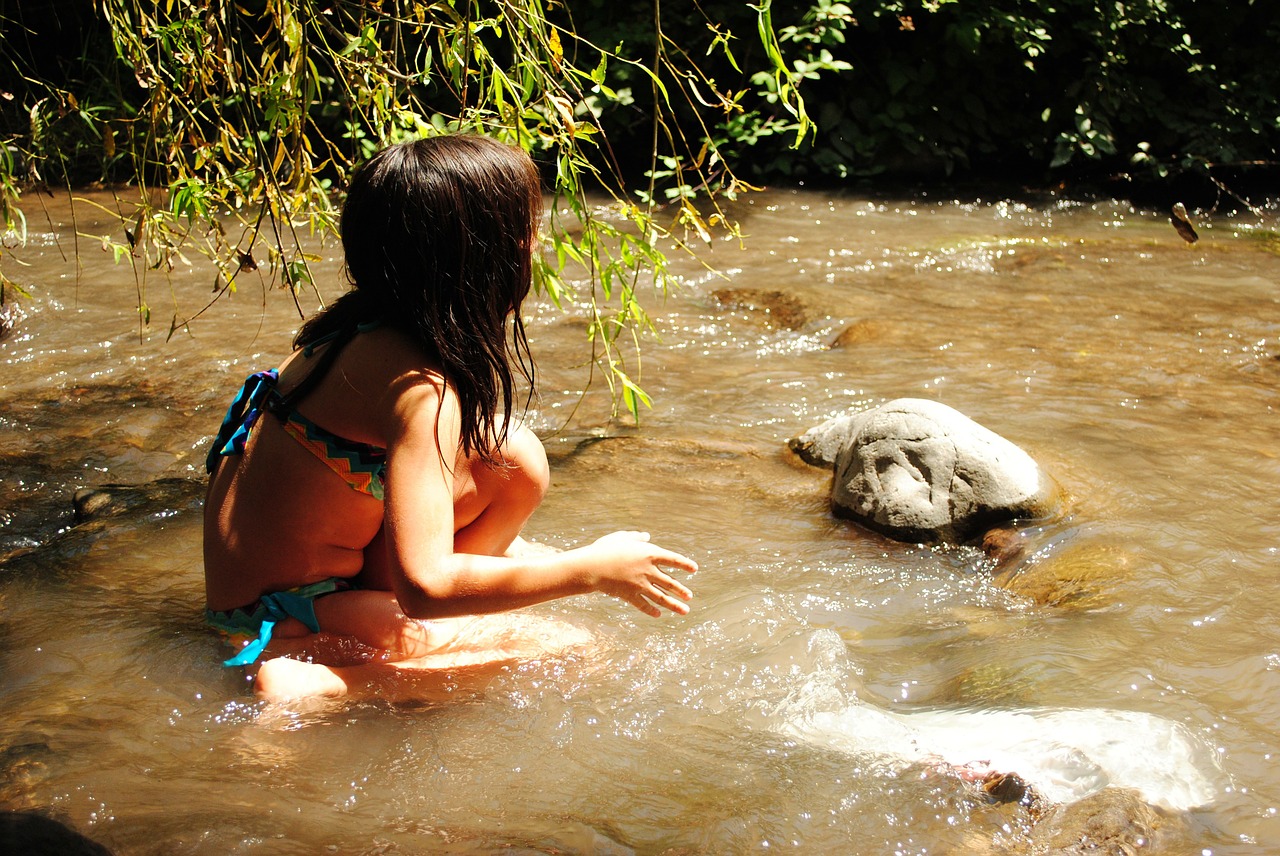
[500,422,549,505]
[453,422,548,553]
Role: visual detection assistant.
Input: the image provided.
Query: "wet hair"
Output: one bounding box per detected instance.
[290,135,541,463]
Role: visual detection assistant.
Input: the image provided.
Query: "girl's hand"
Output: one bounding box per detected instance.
[581,530,698,617]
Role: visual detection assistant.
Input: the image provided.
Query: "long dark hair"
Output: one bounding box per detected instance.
[291,135,541,463]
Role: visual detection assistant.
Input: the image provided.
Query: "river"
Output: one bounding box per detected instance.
[1,188,1278,853]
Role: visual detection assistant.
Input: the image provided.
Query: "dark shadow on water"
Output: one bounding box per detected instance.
[0,810,115,855]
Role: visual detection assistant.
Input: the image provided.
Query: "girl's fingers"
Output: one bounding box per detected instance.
[656,592,691,615]
[632,589,687,616]
[645,575,693,614]
[630,592,661,618]
[654,574,693,601]
[653,548,698,574]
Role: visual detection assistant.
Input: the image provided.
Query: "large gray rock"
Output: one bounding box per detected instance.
[790,399,1057,543]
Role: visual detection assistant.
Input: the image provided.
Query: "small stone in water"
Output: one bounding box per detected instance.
[982,771,1032,804]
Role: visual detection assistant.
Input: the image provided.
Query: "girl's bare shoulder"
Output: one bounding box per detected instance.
[339,326,444,387]
[343,327,459,428]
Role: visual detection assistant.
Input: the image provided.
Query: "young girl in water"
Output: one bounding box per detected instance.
[204,135,698,702]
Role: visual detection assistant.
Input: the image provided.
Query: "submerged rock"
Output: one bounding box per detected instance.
[0,739,55,802]
[828,319,896,348]
[779,699,1217,812]
[0,811,114,855]
[2,478,204,575]
[985,528,1132,611]
[72,478,203,525]
[981,771,1036,806]
[710,288,808,330]
[1036,787,1192,854]
[790,399,1057,544]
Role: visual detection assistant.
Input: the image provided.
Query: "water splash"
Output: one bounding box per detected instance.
[775,681,1219,811]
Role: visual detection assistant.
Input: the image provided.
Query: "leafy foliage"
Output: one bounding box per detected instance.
[569,0,1279,190]
[0,0,830,419]
[1,0,1276,403]
[841,0,1280,185]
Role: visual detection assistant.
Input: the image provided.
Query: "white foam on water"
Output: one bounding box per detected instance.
[777,685,1219,811]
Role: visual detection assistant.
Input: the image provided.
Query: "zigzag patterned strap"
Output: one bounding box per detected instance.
[279,409,387,500]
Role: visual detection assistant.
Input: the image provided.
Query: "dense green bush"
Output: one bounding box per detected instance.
[6,1,1276,210]
[567,0,1279,194]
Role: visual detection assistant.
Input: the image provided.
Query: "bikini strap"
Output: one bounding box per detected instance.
[205,369,280,473]
[274,319,382,415]
[213,577,351,667]
[301,319,382,357]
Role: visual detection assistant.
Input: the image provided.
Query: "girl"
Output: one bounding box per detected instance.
[203,136,698,702]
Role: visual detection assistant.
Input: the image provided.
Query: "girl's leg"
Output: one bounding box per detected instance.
[451,420,549,557]
[254,617,593,703]
[239,590,440,665]
[254,649,522,703]
[254,590,489,663]
[354,421,550,593]
[260,589,590,665]
[237,590,470,665]
[310,589,453,658]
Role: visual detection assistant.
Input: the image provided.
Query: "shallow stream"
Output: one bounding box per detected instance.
[1,188,1278,853]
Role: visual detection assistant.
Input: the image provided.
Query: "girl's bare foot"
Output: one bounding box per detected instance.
[255,657,347,702]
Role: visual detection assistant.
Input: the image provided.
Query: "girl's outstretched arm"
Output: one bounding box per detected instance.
[377,372,697,620]
[427,529,698,619]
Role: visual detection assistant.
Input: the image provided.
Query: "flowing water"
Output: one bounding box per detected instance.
[1,188,1278,854]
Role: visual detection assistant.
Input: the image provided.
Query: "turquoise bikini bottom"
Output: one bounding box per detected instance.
[206,577,352,667]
